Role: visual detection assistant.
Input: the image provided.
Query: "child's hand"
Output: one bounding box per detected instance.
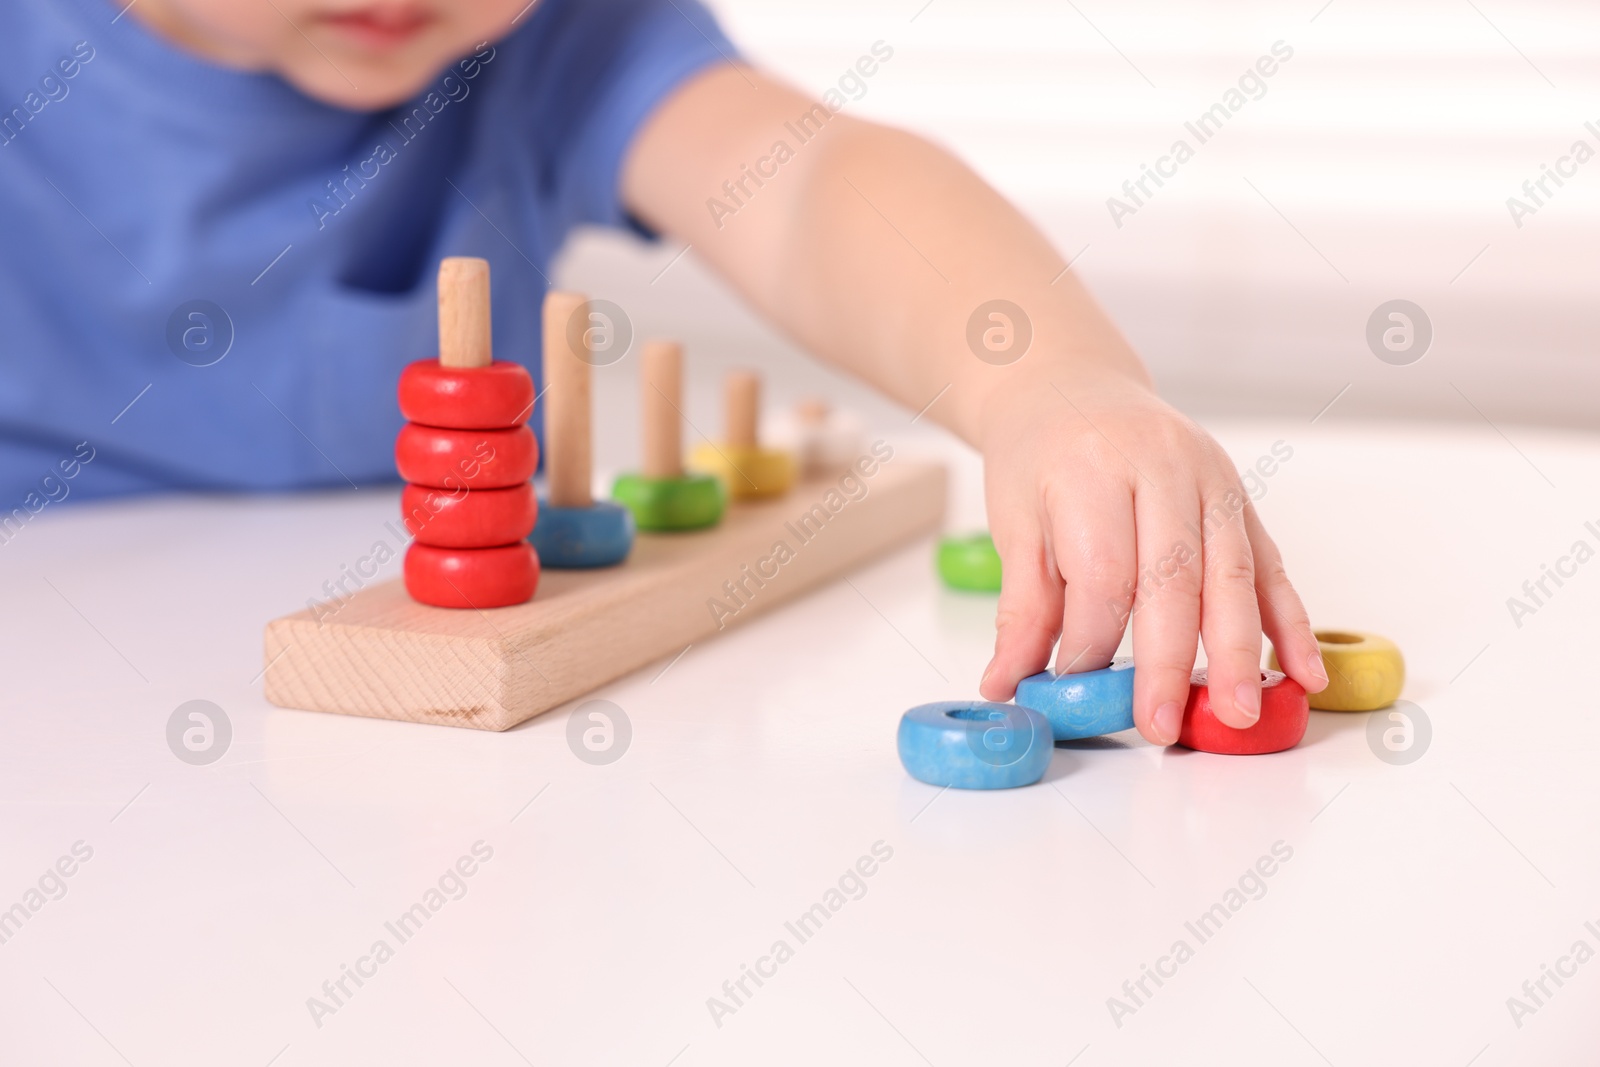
[622,65,1329,743]
[973,367,1328,745]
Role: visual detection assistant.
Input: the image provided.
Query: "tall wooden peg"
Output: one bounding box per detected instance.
[642,340,685,480]
[530,290,635,569]
[542,290,594,509]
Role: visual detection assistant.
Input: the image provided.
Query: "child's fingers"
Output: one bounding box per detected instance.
[979,509,1063,702]
[1197,481,1264,730]
[1129,489,1203,746]
[1243,503,1327,693]
[1048,482,1136,675]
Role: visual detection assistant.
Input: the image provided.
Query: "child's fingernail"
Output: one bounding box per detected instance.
[1153,700,1182,745]
[1306,650,1328,686]
[1234,681,1261,724]
[980,661,996,691]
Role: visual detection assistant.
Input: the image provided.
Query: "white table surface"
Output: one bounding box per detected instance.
[2,417,1597,1066]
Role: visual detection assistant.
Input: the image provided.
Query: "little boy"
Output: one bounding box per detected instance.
[0,0,1327,742]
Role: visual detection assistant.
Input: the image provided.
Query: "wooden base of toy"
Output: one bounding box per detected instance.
[263,460,947,731]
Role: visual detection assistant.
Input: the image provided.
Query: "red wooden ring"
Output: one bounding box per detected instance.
[1178,669,1309,755]
[398,360,535,429]
[403,542,540,609]
[394,423,537,490]
[402,483,537,548]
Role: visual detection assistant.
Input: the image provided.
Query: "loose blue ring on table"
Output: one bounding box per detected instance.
[897,701,1053,790]
[529,499,635,569]
[1013,657,1135,740]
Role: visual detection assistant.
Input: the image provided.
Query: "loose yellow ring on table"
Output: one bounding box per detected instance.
[1270,630,1404,711]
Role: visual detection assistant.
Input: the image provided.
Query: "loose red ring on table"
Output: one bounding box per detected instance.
[1178,669,1309,755]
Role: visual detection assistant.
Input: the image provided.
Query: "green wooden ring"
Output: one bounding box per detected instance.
[937,533,1002,592]
[611,472,726,531]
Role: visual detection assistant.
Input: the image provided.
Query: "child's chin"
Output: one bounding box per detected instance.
[282,59,444,113]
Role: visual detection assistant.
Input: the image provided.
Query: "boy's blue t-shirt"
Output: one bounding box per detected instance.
[0,0,733,503]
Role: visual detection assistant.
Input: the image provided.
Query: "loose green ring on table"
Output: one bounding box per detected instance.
[937,532,1002,592]
[611,471,726,531]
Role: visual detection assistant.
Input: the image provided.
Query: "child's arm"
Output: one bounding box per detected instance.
[622,64,1328,744]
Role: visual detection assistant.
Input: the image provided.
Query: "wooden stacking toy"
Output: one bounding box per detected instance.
[1269,630,1404,711]
[611,340,726,531]
[1014,658,1135,740]
[689,370,796,500]
[937,532,1002,593]
[1178,668,1309,755]
[897,701,1053,789]
[528,290,635,569]
[396,258,540,609]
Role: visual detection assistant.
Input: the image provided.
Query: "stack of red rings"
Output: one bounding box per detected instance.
[395,360,541,608]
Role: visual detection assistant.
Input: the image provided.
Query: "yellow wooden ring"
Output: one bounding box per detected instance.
[689,442,796,500]
[1269,630,1404,712]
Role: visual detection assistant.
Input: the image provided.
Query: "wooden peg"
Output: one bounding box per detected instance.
[726,370,760,449]
[438,257,492,369]
[642,340,684,480]
[543,290,593,509]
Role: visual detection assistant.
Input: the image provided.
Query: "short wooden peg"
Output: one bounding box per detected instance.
[438,257,492,369]
[725,370,760,450]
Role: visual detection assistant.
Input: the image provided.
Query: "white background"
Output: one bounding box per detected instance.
[566,0,1600,428]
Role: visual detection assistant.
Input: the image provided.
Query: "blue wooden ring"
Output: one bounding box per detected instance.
[896,700,1053,789]
[529,499,635,569]
[1014,657,1135,740]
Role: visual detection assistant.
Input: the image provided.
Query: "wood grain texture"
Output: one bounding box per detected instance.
[438,258,491,369]
[543,290,592,508]
[264,458,947,731]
